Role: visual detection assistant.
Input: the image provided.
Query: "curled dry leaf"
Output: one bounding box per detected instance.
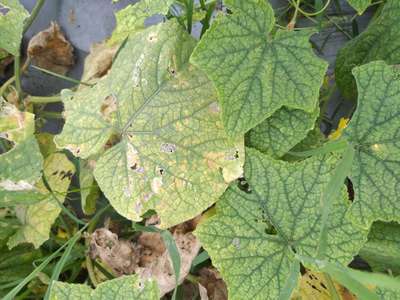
[27,22,74,75]
[89,228,140,276]
[197,268,228,300]
[82,42,118,83]
[89,219,201,297]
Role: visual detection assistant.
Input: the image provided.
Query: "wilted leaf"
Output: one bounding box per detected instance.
[335,0,400,100]
[344,61,400,227]
[0,0,29,56]
[359,222,400,275]
[246,106,319,158]
[28,22,74,75]
[347,0,372,14]
[195,149,368,299]
[55,21,244,228]
[108,0,174,45]
[7,153,75,249]
[190,0,327,136]
[49,275,159,300]
[90,223,201,297]
[82,42,118,82]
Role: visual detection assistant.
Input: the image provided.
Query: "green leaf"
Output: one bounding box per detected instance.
[347,0,372,14]
[246,106,319,158]
[0,0,29,56]
[7,153,75,249]
[195,149,368,299]
[0,101,44,204]
[190,0,328,136]
[344,61,400,227]
[359,222,400,275]
[79,159,99,215]
[55,21,243,228]
[108,0,175,45]
[49,275,160,300]
[0,244,42,297]
[335,0,400,100]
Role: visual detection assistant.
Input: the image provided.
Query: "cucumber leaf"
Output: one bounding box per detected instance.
[55,21,244,228]
[108,0,174,45]
[7,153,75,249]
[335,0,400,100]
[246,106,319,158]
[49,275,159,300]
[195,149,368,299]
[360,222,400,275]
[344,61,400,227]
[190,0,327,136]
[347,0,372,14]
[0,0,29,56]
[0,101,44,203]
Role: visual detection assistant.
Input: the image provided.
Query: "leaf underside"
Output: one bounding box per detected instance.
[190,0,327,136]
[345,61,400,227]
[56,21,243,228]
[195,149,368,300]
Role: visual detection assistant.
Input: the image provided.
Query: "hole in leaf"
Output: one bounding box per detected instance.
[0,5,10,16]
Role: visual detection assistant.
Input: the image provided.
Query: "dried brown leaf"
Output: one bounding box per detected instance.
[27,22,74,75]
[82,42,118,82]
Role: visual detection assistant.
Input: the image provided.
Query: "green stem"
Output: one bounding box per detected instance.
[0,75,16,97]
[37,111,64,119]
[324,273,341,300]
[288,0,301,29]
[200,1,216,37]
[14,55,22,101]
[23,0,47,34]
[186,0,194,33]
[28,95,61,104]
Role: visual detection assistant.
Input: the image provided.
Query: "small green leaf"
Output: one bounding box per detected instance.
[190,0,327,136]
[79,159,99,215]
[108,0,174,45]
[56,21,243,228]
[195,149,368,299]
[246,106,319,158]
[344,61,400,227]
[7,153,75,249]
[0,0,29,56]
[335,0,400,100]
[347,0,372,14]
[360,222,400,275]
[49,275,159,300]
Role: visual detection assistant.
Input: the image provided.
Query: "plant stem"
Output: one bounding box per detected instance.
[324,273,341,300]
[14,55,22,101]
[288,0,301,29]
[200,1,216,37]
[186,0,194,33]
[23,0,46,34]
[28,95,61,104]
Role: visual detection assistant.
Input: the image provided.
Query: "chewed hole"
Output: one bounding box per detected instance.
[0,5,10,16]
[160,143,176,153]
